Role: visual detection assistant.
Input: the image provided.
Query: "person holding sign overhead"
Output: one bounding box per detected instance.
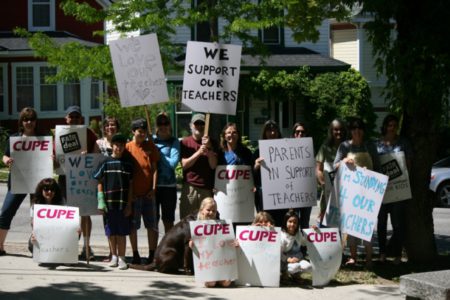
[180,113,218,219]
[376,114,412,264]
[253,120,287,226]
[126,118,160,265]
[0,107,45,256]
[334,117,380,267]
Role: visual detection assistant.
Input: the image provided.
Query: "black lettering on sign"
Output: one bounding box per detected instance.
[60,133,81,153]
[381,159,402,181]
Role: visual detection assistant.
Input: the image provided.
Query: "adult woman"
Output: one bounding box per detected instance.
[333,117,379,267]
[291,121,314,230]
[315,119,347,224]
[95,116,120,156]
[0,107,42,255]
[376,114,411,264]
[253,120,287,226]
[218,122,253,166]
[153,112,180,234]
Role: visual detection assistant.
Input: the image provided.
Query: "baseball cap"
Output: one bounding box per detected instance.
[66,105,81,115]
[131,118,148,131]
[191,113,205,124]
[111,133,128,144]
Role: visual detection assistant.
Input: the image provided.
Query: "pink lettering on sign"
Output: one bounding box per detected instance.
[13,140,49,151]
[36,208,76,219]
[307,231,337,243]
[217,169,250,180]
[193,223,230,236]
[239,230,277,242]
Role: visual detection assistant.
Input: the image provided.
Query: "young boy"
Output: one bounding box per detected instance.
[94,134,133,270]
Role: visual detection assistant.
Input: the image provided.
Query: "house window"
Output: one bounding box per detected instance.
[40,66,57,111]
[262,26,281,45]
[16,67,34,112]
[28,0,55,31]
[64,80,80,109]
[91,79,100,109]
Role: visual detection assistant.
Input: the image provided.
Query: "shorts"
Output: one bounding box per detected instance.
[132,195,158,232]
[104,210,131,236]
[179,183,213,219]
[155,186,177,222]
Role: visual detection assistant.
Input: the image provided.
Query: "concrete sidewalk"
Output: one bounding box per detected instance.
[0,243,404,300]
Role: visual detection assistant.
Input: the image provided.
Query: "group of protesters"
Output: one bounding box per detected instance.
[0,106,409,281]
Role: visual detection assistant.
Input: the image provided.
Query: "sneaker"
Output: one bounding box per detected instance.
[131,251,141,264]
[118,257,128,270]
[109,255,118,268]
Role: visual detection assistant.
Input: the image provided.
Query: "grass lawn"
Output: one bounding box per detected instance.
[0,167,8,181]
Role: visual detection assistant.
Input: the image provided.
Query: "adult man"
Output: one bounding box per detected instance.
[180,113,218,219]
[58,105,98,260]
[126,118,160,264]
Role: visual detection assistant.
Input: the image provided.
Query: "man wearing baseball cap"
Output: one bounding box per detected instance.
[179,113,218,219]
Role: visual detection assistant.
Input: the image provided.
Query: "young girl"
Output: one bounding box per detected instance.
[189,197,233,288]
[29,178,64,253]
[252,211,274,227]
[280,209,312,282]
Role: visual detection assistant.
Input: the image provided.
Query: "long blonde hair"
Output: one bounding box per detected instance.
[252,211,274,226]
[197,197,217,220]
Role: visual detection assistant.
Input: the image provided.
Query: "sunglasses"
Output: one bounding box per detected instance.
[194,121,205,126]
[43,186,54,192]
[295,130,305,134]
[157,121,170,126]
[67,114,81,119]
[23,117,36,122]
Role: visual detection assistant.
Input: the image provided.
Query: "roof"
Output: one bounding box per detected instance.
[0,31,101,52]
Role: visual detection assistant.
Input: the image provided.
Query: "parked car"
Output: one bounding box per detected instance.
[430,156,450,207]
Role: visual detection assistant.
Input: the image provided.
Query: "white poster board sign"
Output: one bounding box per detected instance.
[109,33,169,107]
[10,136,53,193]
[258,138,317,210]
[236,226,281,287]
[182,41,242,115]
[65,154,104,216]
[379,152,411,203]
[214,165,255,222]
[55,125,87,175]
[336,164,388,241]
[33,204,79,264]
[190,220,238,283]
[303,228,342,286]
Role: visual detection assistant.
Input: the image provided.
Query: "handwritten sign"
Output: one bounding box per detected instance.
[214,165,255,222]
[65,154,103,216]
[236,226,281,287]
[336,164,388,241]
[10,136,53,193]
[110,34,168,107]
[190,220,238,283]
[303,228,342,286]
[33,204,79,264]
[55,125,87,175]
[182,41,242,115]
[379,152,411,203]
[258,138,317,210]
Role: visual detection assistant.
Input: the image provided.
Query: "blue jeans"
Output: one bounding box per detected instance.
[0,190,29,230]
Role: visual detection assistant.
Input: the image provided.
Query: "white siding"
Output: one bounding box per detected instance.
[331,29,358,69]
[285,20,330,55]
[360,29,382,84]
[105,20,139,44]
[248,98,267,141]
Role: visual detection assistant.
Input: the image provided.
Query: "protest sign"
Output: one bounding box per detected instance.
[336,164,388,241]
[379,151,411,203]
[214,165,255,222]
[10,136,53,193]
[236,226,281,287]
[303,228,342,286]
[55,125,87,175]
[65,154,103,216]
[258,137,317,210]
[109,34,169,107]
[33,204,79,264]
[190,220,238,283]
[182,41,242,115]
